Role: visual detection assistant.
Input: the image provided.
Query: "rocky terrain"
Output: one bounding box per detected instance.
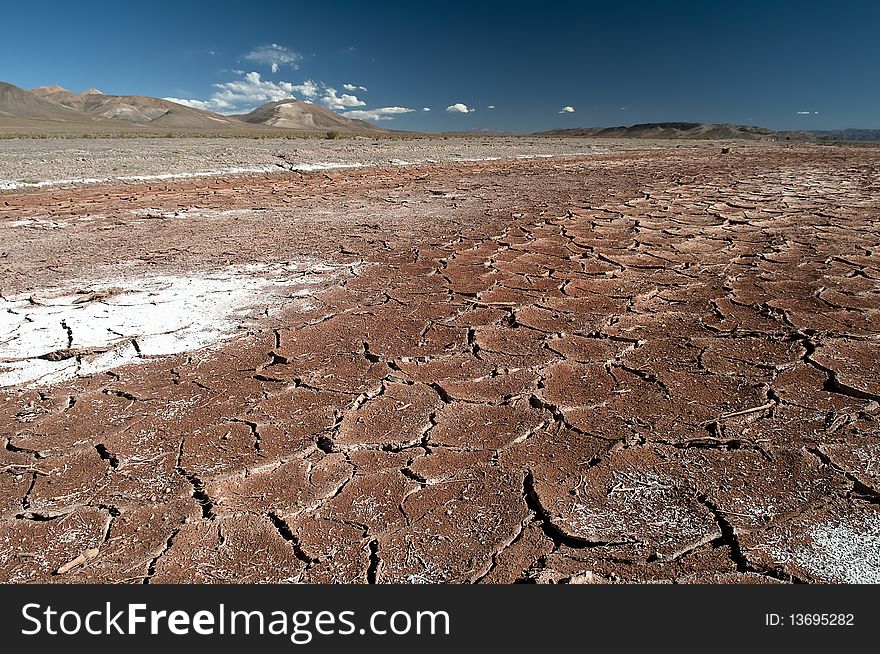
[0,136,621,190]
[0,141,878,584]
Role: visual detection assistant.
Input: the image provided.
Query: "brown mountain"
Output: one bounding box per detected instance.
[0,82,99,123]
[17,85,381,132]
[536,122,818,141]
[31,86,241,129]
[232,99,381,132]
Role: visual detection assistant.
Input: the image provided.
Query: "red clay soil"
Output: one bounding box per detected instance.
[1,145,879,583]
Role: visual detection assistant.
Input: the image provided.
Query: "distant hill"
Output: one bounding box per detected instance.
[442,127,516,136]
[535,122,818,141]
[31,86,242,129]
[0,82,99,123]
[230,99,381,132]
[810,129,880,142]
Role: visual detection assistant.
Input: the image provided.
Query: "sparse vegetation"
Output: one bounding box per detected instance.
[325,130,339,140]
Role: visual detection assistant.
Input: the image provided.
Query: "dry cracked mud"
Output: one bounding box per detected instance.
[1,142,878,584]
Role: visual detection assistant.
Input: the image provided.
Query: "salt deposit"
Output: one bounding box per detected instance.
[0,260,357,388]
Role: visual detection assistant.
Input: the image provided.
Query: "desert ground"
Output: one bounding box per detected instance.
[0,137,878,584]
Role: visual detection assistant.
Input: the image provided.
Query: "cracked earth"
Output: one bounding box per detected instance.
[1,142,878,584]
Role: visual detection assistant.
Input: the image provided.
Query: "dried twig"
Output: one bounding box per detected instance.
[56,548,99,575]
[719,402,775,419]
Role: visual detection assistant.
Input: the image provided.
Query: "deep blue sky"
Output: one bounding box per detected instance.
[2,0,878,132]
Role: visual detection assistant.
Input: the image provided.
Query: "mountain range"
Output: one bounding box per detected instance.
[0,81,381,133]
[3,82,880,140]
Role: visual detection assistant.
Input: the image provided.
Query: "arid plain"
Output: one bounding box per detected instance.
[1,137,878,584]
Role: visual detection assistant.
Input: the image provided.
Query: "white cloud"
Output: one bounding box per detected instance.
[487,105,495,109]
[446,103,474,113]
[290,81,320,98]
[559,106,575,114]
[422,107,431,112]
[164,97,216,111]
[244,43,302,71]
[321,87,366,110]
[343,83,368,92]
[164,72,320,113]
[797,111,811,115]
[343,106,416,122]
